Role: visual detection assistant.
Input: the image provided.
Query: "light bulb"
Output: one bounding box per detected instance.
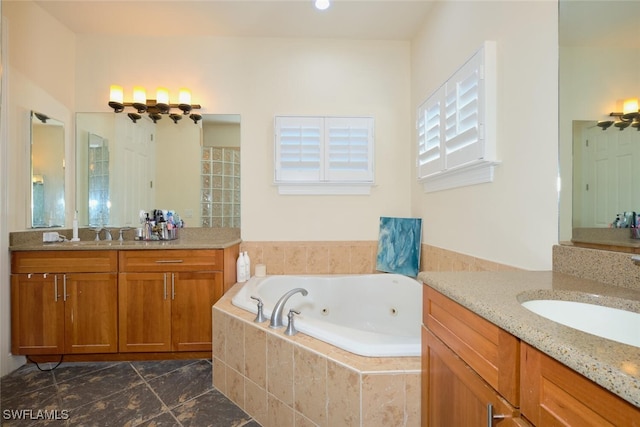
[133,86,146,104]
[623,98,639,115]
[178,88,192,105]
[156,87,170,105]
[315,0,330,11]
[109,85,123,103]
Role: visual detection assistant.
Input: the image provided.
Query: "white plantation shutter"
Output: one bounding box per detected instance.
[326,117,374,182]
[275,116,323,182]
[275,116,374,194]
[444,51,483,169]
[416,41,498,192]
[417,86,444,177]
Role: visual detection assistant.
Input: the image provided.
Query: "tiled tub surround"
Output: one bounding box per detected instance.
[212,284,421,427]
[417,269,640,408]
[239,241,520,276]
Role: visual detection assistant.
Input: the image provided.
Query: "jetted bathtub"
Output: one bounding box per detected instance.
[231,273,422,357]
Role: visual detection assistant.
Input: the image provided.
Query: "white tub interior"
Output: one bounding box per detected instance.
[231,274,422,357]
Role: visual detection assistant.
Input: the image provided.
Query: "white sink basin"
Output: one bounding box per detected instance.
[521,300,640,348]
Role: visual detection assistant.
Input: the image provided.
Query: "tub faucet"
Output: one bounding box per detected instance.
[269,288,308,328]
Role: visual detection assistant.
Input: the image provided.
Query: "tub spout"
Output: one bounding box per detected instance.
[269,288,308,328]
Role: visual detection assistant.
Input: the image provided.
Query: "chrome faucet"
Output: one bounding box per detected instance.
[269,288,308,328]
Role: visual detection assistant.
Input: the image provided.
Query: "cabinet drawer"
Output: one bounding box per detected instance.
[423,286,520,406]
[521,342,640,426]
[119,249,223,272]
[11,251,117,273]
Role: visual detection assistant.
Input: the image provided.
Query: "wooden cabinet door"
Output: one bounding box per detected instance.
[423,327,522,427]
[171,271,223,352]
[520,342,640,426]
[64,273,118,354]
[10,274,64,355]
[118,272,172,352]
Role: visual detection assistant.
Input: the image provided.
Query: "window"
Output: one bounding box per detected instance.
[274,116,374,195]
[416,41,499,192]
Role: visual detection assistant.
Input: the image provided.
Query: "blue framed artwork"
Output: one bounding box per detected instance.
[376,217,422,277]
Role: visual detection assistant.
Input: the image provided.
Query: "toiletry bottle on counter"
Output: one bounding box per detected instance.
[244,251,251,280]
[71,211,80,242]
[237,252,247,283]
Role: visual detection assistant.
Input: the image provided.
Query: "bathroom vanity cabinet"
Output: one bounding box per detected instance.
[10,244,239,360]
[422,286,526,426]
[118,250,224,353]
[422,285,640,426]
[11,251,118,355]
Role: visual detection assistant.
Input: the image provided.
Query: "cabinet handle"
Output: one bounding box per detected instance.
[54,275,58,302]
[487,404,506,426]
[63,275,68,301]
[163,273,168,300]
[155,260,184,264]
[171,273,175,300]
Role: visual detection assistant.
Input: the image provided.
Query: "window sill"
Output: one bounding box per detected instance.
[275,182,374,195]
[419,159,500,193]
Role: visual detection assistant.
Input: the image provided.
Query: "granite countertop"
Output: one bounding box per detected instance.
[9,227,242,251]
[417,270,640,408]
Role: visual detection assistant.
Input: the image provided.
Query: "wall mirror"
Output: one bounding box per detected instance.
[75,113,240,228]
[31,111,65,228]
[559,0,640,246]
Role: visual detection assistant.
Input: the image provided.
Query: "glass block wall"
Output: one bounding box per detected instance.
[88,135,110,226]
[201,147,240,228]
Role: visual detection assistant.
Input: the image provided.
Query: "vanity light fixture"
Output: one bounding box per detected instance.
[108,85,202,124]
[599,97,640,131]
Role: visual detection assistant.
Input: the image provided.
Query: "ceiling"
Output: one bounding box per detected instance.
[560,0,640,49]
[34,0,436,41]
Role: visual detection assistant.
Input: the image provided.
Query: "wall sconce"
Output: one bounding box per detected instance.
[108,85,202,124]
[597,98,640,131]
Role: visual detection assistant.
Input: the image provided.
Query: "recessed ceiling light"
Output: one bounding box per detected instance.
[315,0,330,11]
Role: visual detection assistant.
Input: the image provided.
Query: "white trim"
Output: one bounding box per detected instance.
[277,182,373,195]
[419,159,500,193]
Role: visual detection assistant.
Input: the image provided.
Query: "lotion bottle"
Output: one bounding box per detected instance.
[237,252,247,283]
[244,251,251,280]
[71,211,80,242]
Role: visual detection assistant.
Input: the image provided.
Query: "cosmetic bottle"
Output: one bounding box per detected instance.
[237,252,247,283]
[71,211,80,242]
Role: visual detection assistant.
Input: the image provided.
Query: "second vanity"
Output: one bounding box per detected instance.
[9,228,240,362]
[418,270,640,425]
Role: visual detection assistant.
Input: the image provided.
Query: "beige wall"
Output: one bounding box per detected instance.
[410,1,559,270]
[4,0,76,231]
[73,35,414,241]
[1,0,560,375]
[2,0,77,375]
